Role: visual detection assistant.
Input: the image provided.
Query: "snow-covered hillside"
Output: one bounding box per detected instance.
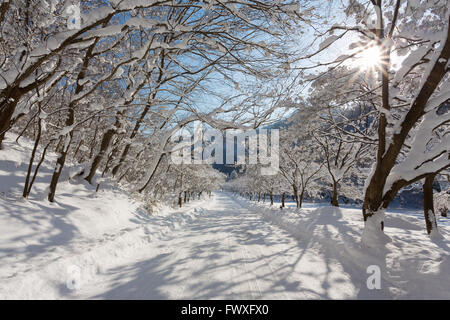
[0,135,209,299]
[1,135,449,299]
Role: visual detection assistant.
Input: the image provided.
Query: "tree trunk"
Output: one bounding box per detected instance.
[89,120,99,159]
[298,189,305,209]
[54,135,63,153]
[72,138,84,162]
[111,142,130,177]
[85,113,121,184]
[270,190,273,205]
[281,192,285,208]
[178,174,183,207]
[0,1,11,27]
[293,184,299,208]
[423,173,439,236]
[48,99,77,203]
[331,180,339,207]
[27,140,52,197]
[178,192,183,208]
[138,151,166,193]
[23,112,42,198]
[48,135,71,202]
[118,168,130,183]
[0,95,19,148]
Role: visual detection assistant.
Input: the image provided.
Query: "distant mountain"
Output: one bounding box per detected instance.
[212,118,288,177]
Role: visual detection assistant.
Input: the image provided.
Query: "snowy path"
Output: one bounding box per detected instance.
[77,193,356,299]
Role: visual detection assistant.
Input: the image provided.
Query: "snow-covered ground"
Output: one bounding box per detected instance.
[235,197,450,299]
[1,135,449,299]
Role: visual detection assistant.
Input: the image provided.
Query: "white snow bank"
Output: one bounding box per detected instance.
[0,133,208,299]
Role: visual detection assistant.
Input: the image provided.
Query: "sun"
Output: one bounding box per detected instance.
[356,45,382,70]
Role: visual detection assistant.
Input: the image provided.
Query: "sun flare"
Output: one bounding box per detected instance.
[356,45,382,70]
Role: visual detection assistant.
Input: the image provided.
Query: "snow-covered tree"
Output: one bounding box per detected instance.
[297,0,449,244]
[278,126,323,208]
